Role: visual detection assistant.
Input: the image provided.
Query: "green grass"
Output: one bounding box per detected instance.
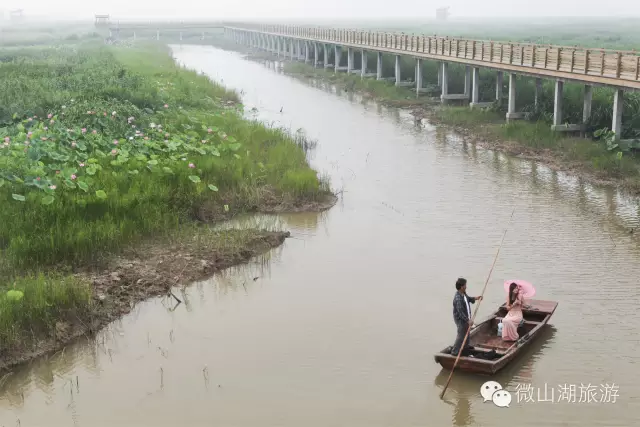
[435,107,640,180]
[0,41,329,351]
[0,274,92,348]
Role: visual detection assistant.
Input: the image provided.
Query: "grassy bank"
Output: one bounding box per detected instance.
[277,59,640,190]
[0,41,332,365]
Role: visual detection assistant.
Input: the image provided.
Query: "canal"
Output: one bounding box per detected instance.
[1,45,639,426]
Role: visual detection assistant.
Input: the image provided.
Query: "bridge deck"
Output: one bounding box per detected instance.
[225,25,640,90]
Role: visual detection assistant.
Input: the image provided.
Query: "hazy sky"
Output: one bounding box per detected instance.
[2,0,638,20]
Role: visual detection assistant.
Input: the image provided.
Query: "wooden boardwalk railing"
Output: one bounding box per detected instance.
[226,23,640,89]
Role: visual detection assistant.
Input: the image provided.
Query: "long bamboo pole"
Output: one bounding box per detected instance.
[439,207,516,400]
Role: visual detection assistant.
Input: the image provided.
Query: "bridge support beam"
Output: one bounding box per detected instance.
[470,67,491,109]
[612,89,623,141]
[334,45,341,72]
[395,55,401,86]
[376,52,383,80]
[506,73,524,121]
[464,66,472,100]
[438,62,443,87]
[305,42,310,63]
[440,62,449,100]
[582,85,593,134]
[324,45,331,69]
[361,50,368,78]
[347,48,354,73]
[415,59,424,96]
[552,80,564,128]
[314,43,319,67]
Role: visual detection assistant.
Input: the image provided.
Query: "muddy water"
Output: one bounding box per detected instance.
[2,45,640,427]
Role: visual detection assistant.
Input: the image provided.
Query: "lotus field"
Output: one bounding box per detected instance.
[0,43,328,349]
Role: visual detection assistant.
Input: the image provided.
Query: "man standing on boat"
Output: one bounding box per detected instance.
[451,277,483,356]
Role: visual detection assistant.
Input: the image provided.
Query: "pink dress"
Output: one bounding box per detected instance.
[502,294,523,341]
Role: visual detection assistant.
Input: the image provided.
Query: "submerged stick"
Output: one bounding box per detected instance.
[440,207,516,400]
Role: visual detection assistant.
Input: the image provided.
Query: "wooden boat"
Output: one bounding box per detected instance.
[434,299,558,375]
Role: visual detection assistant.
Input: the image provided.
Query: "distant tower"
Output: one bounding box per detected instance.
[436,7,450,21]
[94,14,110,27]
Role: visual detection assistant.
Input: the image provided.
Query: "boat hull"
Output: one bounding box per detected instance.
[434,299,558,375]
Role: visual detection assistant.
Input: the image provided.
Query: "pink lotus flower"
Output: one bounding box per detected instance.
[49,185,56,190]
[71,142,77,148]
[55,170,60,175]
[81,128,87,134]
[79,163,85,167]
[36,177,41,181]
[103,112,107,116]
[165,133,170,138]
[71,174,77,180]
[144,136,149,140]
[27,132,32,137]
[28,118,33,122]
[3,137,9,143]
[92,130,97,134]
[41,137,47,141]
[112,111,116,116]
[113,139,119,145]
[47,113,53,119]
[111,149,117,155]
[164,104,168,108]
[207,128,212,133]
[87,111,92,114]
[188,163,195,168]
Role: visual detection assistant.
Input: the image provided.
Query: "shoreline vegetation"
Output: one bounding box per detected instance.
[0,41,335,371]
[226,43,640,194]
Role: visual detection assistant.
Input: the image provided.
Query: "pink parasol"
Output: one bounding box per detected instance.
[504,280,536,299]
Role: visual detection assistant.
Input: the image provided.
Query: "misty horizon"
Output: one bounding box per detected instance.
[1,0,639,22]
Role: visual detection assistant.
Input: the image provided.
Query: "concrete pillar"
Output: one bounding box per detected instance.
[133,32,136,41]
[395,55,401,86]
[361,50,368,78]
[438,62,443,87]
[179,31,183,42]
[314,43,319,67]
[495,72,503,105]
[415,59,423,96]
[334,45,340,72]
[534,78,542,109]
[612,89,623,140]
[440,62,449,98]
[582,85,593,126]
[464,66,472,99]
[297,40,303,60]
[290,40,295,60]
[305,42,310,63]
[324,44,330,68]
[553,80,563,127]
[471,67,480,105]
[276,38,281,58]
[156,30,160,41]
[347,48,354,73]
[376,52,383,80]
[506,73,517,121]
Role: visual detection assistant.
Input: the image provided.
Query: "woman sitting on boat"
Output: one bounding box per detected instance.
[502,282,524,341]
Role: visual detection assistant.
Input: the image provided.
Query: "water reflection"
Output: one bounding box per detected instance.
[2,45,640,427]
